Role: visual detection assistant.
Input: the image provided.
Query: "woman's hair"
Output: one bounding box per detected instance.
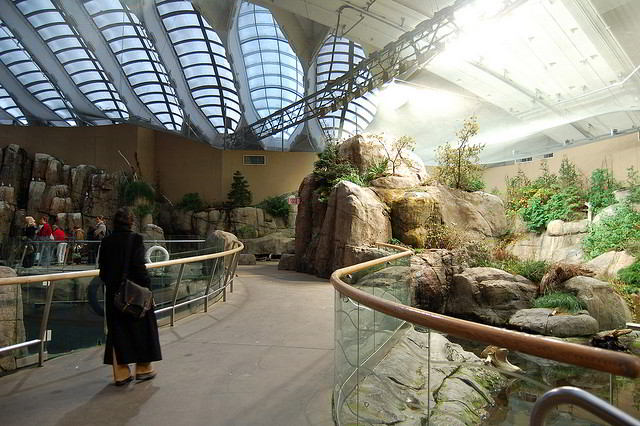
[25,216,36,226]
[113,208,133,229]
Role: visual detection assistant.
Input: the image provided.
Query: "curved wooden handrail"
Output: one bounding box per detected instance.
[331,243,640,379]
[0,242,244,286]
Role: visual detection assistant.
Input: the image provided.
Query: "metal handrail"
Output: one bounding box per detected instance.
[530,386,640,426]
[0,240,244,367]
[330,243,640,378]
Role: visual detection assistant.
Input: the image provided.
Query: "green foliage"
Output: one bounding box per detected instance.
[227,171,252,207]
[582,202,640,259]
[257,195,291,219]
[133,203,154,218]
[506,158,586,232]
[618,261,640,289]
[434,116,486,191]
[123,180,155,205]
[374,135,416,175]
[312,142,389,201]
[627,166,640,203]
[534,292,586,313]
[588,168,618,214]
[177,192,205,212]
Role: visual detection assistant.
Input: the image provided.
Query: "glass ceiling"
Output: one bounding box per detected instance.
[15,0,128,121]
[83,0,183,131]
[237,2,305,147]
[0,18,76,126]
[0,83,27,125]
[157,0,240,134]
[316,35,377,140]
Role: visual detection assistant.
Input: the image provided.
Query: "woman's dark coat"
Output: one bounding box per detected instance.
[99,229,162,364]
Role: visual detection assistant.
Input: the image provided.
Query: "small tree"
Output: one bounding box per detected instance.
[376,135,416,175]
[227,171,252,207]
[434,116,485,191]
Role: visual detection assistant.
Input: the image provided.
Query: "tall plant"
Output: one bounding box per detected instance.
[227,171,252,207]
[434,116,485,191]
[588,168,618,214]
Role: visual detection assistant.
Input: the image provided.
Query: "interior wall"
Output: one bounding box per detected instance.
[483,132,640,192]
[0,124,316,205]
[221,150,317,203]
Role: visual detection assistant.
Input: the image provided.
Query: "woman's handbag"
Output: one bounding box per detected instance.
[114,233,153,319]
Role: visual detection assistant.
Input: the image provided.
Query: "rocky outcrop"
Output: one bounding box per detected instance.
[447,267,538,326]
[411,250,461,312]
[556,276,631,330]
[586,251,636,279]
[0,267,26,372]
[277,254,296,271]
[377,186,508,247]
[509,308,599,337]
[507,220,587,263]
[338,133,427,188]
[313,181,392,278]
[340,327,506,425]
[241,230,295,255]
[141,223,165,242]
[294,174,325,274]
[0,144,32,207]
[237,254,256,265]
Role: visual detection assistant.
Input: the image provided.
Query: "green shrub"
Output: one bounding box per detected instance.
[133,203,154,218]
[588,168,618,214]
[627,166,640,203]
[123,180,155,204]
[236,225,257,239]
[618,261,640,287]
[257,195,291,219]
[363,159,389,183]
[534,292,586,313]
[508,259,550,283]
[177,192,205,212]
[228,171,252,207]
[582,203,640,259]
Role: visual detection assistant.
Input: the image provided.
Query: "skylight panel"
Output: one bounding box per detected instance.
[83,0,183,131]
[0,83,27,124]
[0,18,76,126]
[15,0,128,121]
[157,0,241,134]
[237,2,305,146]
[315,35,377,140]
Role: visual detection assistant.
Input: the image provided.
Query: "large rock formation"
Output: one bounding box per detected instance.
[509,308,599,337]
[338,133,427,188]
[298,180,392,278]
[447,267,538,326]
[556,276,632,330]
[0,267,25,372]
[411,250,461,312]
[340,327,507,425]
[586,251,636,279]
[379,186,508,246]
[241,230,295,255]
[507,219,588,263]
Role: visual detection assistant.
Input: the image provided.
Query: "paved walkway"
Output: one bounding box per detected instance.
[0,264,334,426]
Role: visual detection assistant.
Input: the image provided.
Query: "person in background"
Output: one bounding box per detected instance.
[52,224,67,265]
[22,216,37,268]
[71,225,85,264]
[95,216,107,240]
[36,216,53,266]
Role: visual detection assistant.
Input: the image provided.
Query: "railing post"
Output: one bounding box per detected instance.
[229,250,240,294]
[204,258,219,313]
[170,264,185,327]
[38,280,55,366]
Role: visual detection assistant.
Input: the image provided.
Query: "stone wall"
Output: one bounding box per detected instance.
[0,267,25,372]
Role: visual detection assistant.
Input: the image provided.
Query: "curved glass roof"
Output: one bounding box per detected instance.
[157,0,240,134]
[0,83,27,125]
[0,18,76,126]
[237,2,304,146]
[316,35,377,140]
[15,0,128,121]
[83,0,183,131]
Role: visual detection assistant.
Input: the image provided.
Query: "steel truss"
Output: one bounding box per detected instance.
[225,0,473,148]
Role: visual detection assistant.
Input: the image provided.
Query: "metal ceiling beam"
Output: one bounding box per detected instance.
[0,1,106,121]
[58,0,162,128]
[139,3,219,142]
[225,0,473,148]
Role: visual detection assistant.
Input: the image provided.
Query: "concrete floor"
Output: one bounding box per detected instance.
[0,263,335,426]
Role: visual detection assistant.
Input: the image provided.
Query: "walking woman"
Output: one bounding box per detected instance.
[99,207,162,386]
